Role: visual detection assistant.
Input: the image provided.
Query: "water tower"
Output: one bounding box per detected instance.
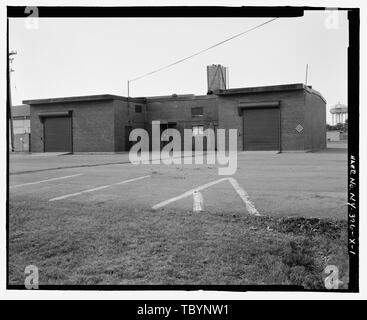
[330,102,348,125]
[207,64,228,94]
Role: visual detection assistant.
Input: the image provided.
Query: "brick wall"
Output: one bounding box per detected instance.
[304,90,327,150]
[30,100,115,152]
[146,95,218,125]
[217,90,308,151]
[28,87,326,153]
[114,99,147,152]
[146,95,218,149]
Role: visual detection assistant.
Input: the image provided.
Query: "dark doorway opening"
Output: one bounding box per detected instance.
[160,122,176,150]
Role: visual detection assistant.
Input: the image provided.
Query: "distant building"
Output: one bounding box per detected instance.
[11,104,30,152]
[327,130,348,142]
[23,65,327,153]
[327,130,341,141]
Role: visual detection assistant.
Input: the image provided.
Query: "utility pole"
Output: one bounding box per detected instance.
[305,63,309,86]
[127,80,130,117]
[8,50,17,152]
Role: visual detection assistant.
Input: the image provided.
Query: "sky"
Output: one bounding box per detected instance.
[9,10,348,124]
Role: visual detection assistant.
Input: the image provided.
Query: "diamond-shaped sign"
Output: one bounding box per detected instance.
[295,124,304,133]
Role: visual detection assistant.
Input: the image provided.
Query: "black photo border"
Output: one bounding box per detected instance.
[6,5,360,293]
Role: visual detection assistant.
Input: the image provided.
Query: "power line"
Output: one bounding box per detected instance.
[129,17,279,83]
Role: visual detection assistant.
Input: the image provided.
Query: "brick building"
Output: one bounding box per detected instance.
[11,104,31,152]
[23,65,326,153]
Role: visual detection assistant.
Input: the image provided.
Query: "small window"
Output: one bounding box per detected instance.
[192,126,204,136]
[191,107,204,117]
[135,105,142,113]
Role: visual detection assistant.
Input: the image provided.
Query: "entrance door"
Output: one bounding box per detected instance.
[243,108,280,151]
[43,117,72,152]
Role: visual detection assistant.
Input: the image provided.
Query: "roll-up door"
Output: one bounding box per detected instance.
[243,108,280,151]
[43,116,72,152]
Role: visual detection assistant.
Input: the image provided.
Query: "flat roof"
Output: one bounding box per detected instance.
[23,94,146,105]
[214,83,305,95]
[23,93,217,105]
[22,83,326,105]
[146,94,216,102]
[214,83,326,103]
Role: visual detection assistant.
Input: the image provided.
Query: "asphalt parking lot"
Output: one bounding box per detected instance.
[8,143,349,286]
[9,143,348,220]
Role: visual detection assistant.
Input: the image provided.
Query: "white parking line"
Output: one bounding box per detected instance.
[227,178,260,216]
[49,175,150,202]
[152,178,228,210]
[193,191,204,212]
[114,175,150,185]
[10,174,83,189]
[49,185,111,201]
[152,177,260,216]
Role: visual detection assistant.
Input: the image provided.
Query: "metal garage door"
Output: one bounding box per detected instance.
[243,108,280,151]
[44,117,72,152]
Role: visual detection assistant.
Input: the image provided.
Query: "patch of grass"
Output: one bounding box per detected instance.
[8,200,348,289]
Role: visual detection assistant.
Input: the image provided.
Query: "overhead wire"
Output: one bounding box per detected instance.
[129,17,279,83]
